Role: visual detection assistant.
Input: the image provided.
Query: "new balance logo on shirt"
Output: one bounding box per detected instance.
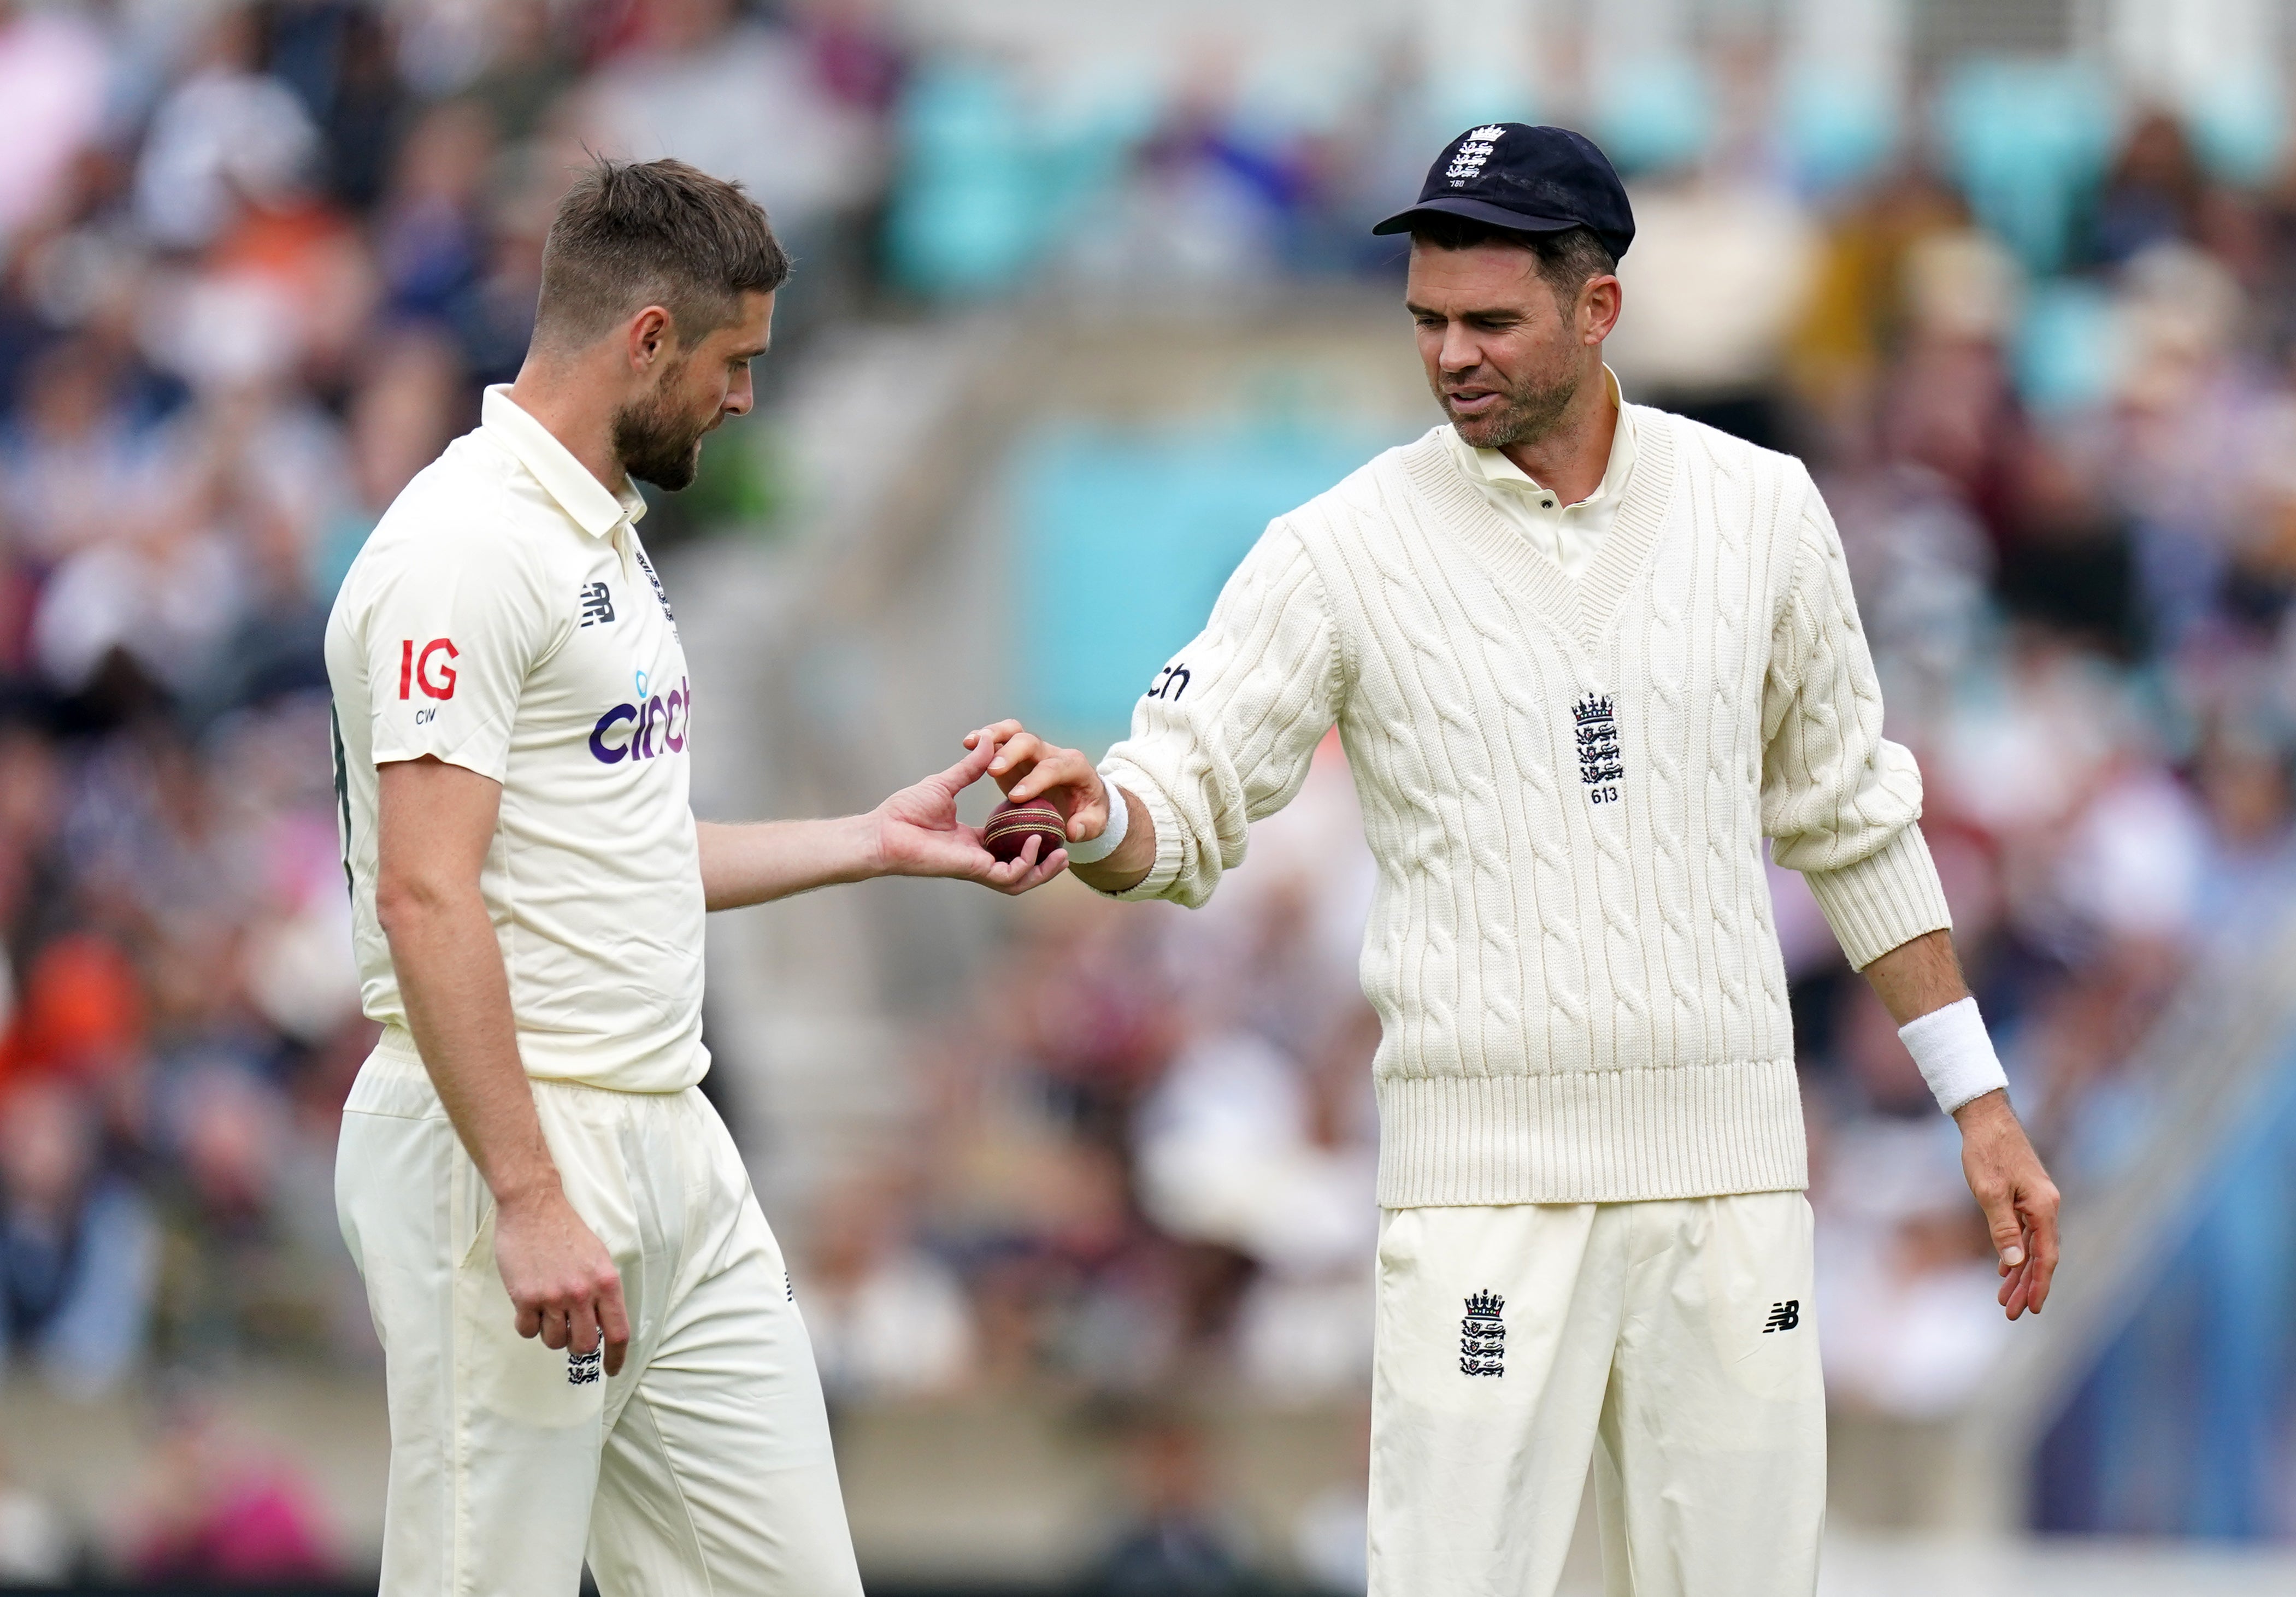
[579,582,615,627]
[1763,1300,1800,1333]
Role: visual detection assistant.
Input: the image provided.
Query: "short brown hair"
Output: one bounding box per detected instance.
[1410,215,1617,299]
[534,157,791,351]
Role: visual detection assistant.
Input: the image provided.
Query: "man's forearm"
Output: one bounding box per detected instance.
[697,815,884,910]
[1071,787,1157,895]
[382,890,559,1207]
[1865,926,2012,1119]
[1859,927,1969,1026]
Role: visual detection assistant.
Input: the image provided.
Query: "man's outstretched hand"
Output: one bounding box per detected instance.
[872,727,1069,895]
[1954,1089,2061,1320]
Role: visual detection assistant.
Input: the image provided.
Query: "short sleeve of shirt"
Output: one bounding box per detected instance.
[353,518,561,783]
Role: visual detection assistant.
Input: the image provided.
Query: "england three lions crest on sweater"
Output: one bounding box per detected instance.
[1572,693,1624,803]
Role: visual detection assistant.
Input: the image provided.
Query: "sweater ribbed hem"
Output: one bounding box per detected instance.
[1375,1059,1808,1205]
[1802,822,1952,971]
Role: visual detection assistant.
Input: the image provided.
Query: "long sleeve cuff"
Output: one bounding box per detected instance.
[1802,821,1952,970]
[1092,758,1189,903]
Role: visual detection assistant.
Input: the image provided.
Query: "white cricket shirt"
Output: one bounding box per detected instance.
[325,386,709,1092]
[1438,366,1638,581]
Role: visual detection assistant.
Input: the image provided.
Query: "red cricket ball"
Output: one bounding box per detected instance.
[983,799,1068,864]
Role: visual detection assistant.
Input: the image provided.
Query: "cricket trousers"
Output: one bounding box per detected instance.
[335,1031,864,1596]
[1370,1193,1825,1597]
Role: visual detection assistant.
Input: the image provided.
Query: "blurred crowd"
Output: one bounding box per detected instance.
[0,0,2293,1581]
[0,0,905,1580]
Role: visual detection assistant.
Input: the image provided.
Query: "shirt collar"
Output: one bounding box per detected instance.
[1445,364,1636,508]
[480,384,648,538]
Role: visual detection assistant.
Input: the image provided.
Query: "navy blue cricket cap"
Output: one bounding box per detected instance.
[1373,123,1634,262]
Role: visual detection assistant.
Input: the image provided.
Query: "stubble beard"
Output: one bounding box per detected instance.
[611,361,711,492]
[1444,364,1582,452]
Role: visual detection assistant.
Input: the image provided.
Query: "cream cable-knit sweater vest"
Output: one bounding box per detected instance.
[1099,409,1952,1206]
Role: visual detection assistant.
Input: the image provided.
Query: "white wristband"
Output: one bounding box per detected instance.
[1060,776,1131,865]
[1898,997,2009,1116]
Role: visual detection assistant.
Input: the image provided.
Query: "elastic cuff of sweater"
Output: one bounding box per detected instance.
[1088,760,1186,901]
[1898,996,2009,1115]
[1803,822,1952,970]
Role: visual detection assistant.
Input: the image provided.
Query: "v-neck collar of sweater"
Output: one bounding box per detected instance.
[1398,404,1678,660]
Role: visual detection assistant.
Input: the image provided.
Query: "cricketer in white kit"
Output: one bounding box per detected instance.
[980,125,2064,1596]
[326,157,1066,1596]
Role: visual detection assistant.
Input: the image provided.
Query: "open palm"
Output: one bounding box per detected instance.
[873,734,1068,895]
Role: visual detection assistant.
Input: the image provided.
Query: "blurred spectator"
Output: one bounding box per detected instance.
[1788,164,1974,420]
[1608,167,1819,449]
[274,1,408,213]
[801,1175,976,1403]
[1290,1406,1369,1595]
[0,934,144,1093]
[1,337,166,568]
[373,97,498,328]
[461,0,576,144]
[2087,109,2210,267]
[1133,1007,1376,1401]
[126,1400,334,1585]
[1063,61,1300,293]
[1994,437,2145,659]
[132,5,319,255]
[586,0,884,331]
[0,1076,157,1395]
[314,330,464,599]
[2194,723,2296,913]
[31,503,244,701]
[1087,1411,1255,1597]
[1815,1118,2010,1418]
[0,1444,72,1586]
[0,2,110,253]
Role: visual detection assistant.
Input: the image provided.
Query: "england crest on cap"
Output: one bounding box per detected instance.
[1372,123,1637,261]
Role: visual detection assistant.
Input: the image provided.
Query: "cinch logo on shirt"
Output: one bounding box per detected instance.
[589,676,693,764]
[398,638,458,700]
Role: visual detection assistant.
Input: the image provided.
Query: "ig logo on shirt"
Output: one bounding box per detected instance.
[398,638,458,723]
